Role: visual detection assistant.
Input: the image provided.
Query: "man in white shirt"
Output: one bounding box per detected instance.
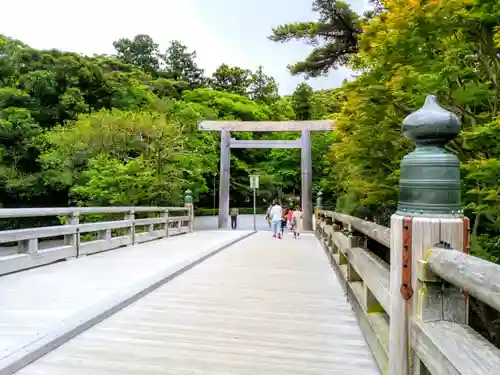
[269,201,283,239]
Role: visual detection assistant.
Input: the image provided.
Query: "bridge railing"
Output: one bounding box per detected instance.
[316,210,500,375]
[0,206,192,276]
[317,210,391,373]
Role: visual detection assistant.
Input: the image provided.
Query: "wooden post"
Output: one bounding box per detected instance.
[301,129,313,231]
[124,209,135,246]
[389,215,409,375]
[64,212,79,247]
[164,209,169,237]
[218,130,230,229]
[390,216,468,375]
[98,229,112,242]
[185,203,194,232]
[19,238,38,254]
[389,95,465,375]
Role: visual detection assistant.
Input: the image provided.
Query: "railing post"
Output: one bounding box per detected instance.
[184,189,194,232]
[164,209,169,237]
[98,228,112,242]
[315,190,322,231]
[19,238,38,254]
[124,209,135,246]
[64,212,79,256]
[389,95,469,375]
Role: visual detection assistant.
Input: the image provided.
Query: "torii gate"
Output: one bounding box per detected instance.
[198,120,334,231]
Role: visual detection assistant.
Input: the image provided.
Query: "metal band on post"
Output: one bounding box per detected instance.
[401,217,413,301]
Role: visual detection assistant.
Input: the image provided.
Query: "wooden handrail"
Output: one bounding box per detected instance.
[316,212,500,375]
[0,206,188,218]
[320,210,390,248]
[316,216,390,373]
[0,206,192,276]
[426,246,500,312]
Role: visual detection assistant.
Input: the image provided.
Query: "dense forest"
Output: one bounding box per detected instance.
[0,0,498,319]
[0,31,338,214]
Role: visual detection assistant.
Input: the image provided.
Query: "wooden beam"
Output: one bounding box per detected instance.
[427,247,500,312]
[329,231,390,314]
[330,212,391,248]
[229,139,301,149]
[412,319,500,375]
[199,120,334,132]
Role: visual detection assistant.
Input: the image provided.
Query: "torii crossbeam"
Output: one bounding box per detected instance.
[198,120,335,230]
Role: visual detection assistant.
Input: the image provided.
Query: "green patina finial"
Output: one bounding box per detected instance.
[184,189,193,204]
[396,95,462,217]
[316,190,323,208]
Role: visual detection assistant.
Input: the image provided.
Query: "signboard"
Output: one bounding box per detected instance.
[249,175,260,189]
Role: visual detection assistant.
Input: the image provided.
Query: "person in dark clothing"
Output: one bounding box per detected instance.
[230,208,238,229]
[280,208,288,237]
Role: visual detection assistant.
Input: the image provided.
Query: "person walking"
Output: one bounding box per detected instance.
[269,201,283,239]
[287,208,293,229]
[281,207,288,237]
[265,203,272,228]
[230,207,239,229]
[292,206,303,239]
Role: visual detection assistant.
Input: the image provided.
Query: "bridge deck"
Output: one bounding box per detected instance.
[0,231,249,361]
[13,232,380,375]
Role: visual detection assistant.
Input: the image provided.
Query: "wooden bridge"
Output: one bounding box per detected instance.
[0,205,498,375]
[0,97,499,374]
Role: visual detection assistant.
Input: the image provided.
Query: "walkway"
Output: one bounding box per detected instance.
[0,231,249,367]
[2,231,380,374]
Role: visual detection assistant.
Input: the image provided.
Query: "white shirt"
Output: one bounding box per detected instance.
[269,205,282,221]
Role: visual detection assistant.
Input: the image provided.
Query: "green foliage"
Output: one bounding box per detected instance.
[160,40,205,89]
[209,64,279,104]
[0,33,304,213]
[291,83,314,120]
[113,34,160,74]
[249,66,279,103]
[269,0,361,77]
[210,64,252,96]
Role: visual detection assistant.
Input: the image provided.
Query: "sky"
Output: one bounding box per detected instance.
[1,0,369,95]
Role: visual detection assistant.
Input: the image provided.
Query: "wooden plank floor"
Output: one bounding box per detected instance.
[0,231,249,358]
[15,231,380,375]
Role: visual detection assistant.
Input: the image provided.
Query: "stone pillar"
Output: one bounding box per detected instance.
[301,129,313,231]
[218,130,231,229]
[389,95,467,375]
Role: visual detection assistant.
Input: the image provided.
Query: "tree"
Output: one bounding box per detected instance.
[210,64,252,96]
[291,83,314,120]
[269,0,361,77]
[113,34,160,74]
[248,65,279,103]
[41,110,191,206]
[160,40,205,89]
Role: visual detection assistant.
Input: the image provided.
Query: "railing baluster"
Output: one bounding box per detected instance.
[124,209,135,246]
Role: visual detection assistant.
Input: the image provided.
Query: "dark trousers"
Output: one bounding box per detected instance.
[231,216,237,229]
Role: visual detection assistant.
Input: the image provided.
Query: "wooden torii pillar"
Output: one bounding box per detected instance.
[199,120,334,231]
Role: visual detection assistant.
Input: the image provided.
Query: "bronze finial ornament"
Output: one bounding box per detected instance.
[396,95,462,216]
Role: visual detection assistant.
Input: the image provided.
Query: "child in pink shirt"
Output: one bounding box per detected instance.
[287,209,293,228]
